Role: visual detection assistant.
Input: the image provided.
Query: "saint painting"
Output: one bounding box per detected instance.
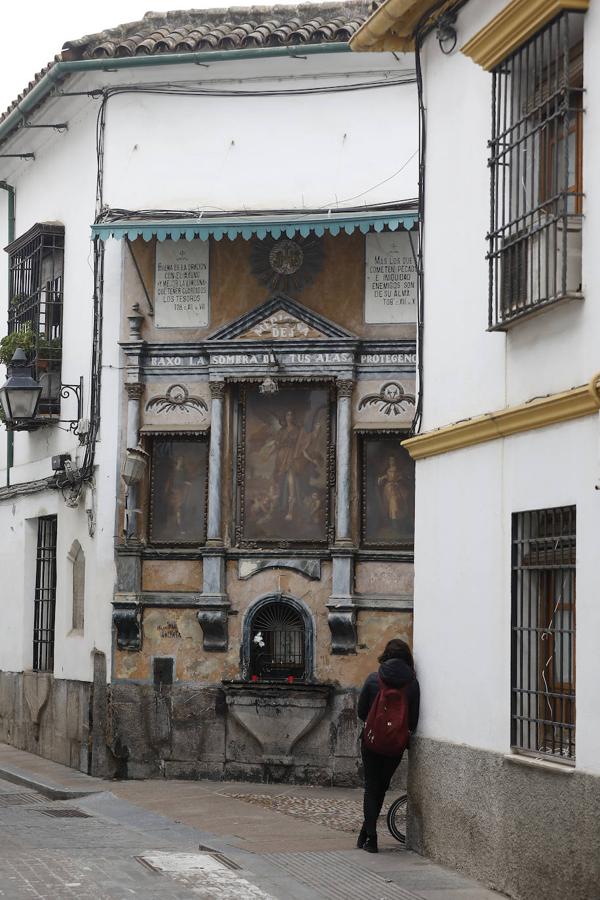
[240,386,330,543]
[150,436,208,544]
[362,436,414,547]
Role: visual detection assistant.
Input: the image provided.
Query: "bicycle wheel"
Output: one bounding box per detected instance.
[387,793,408,844]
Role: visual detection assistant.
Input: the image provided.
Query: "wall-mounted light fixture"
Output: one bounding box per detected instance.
[259,350,279,395]
[121,445,149,485]
[0,348,84,433]
[0,349,42,426]
[436,11,458,54]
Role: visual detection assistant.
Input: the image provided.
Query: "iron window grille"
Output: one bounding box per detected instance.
[511,506,575,762]
[6,224,64,415]
[33,516,58,673]
[249,600,306,680]
[488,12,584,329]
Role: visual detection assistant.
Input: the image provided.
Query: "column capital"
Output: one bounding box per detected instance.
[125,382,144,401]
[336,378,354,399]
[209,380,226,400]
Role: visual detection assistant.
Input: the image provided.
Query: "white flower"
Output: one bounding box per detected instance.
[253,632,265,648]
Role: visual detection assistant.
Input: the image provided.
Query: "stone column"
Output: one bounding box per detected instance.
[124,382,144,542]
[198,380,229,651]
[206,380,225,545]
[335,379,353,545]
[328,378,357,654]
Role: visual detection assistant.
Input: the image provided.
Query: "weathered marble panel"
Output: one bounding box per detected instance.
[142,560,202,592]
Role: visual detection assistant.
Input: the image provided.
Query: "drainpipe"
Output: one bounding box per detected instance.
[0,181,14,487]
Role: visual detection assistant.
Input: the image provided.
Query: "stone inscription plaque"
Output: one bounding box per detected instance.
[155,241,209,328]
[364,232,417,324]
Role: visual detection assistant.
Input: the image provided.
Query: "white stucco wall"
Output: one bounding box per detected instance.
[0,47,418,682]
[414,0,600,776]
[414,417,600,775]
[421,0,600,432]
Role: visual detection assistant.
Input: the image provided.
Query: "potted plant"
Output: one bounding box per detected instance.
[0,327,38,367]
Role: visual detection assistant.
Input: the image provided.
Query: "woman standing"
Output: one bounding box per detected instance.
[357,638,420,853]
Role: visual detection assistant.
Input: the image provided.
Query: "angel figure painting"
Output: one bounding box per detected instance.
[362,437,414,547]
[241,386,330,543]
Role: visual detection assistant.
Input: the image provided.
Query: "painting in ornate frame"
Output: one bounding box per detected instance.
[360,434,415,549]
[236,384,333,546]
[149,433,209,545]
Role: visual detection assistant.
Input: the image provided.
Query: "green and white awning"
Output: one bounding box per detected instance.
[92,209,418,242]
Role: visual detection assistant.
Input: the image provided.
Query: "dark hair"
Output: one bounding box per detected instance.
[378,638,414,669]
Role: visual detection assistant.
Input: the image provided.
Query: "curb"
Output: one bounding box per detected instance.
[0,764,103,801]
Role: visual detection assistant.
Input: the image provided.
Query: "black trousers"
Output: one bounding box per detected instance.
[361,744,403,836]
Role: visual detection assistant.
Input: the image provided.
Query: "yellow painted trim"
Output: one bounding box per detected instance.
[350,0,440,52]
[402,374,600,460]
[461,0,589,71]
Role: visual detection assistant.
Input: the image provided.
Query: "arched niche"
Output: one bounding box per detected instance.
[67,539,85,631]
[242,592,314,682]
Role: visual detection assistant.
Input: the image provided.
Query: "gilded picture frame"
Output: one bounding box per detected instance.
[149,434,209,545]
[236,384,333,546]
[361,434,415,549]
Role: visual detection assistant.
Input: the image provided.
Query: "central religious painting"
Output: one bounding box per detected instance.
[237,384,332,545]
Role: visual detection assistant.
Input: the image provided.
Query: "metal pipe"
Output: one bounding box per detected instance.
[0,180,15,486]
[0,44,351,149]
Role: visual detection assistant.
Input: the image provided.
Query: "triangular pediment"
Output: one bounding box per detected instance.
[208,295,355,342]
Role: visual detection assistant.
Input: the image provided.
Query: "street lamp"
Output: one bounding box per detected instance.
[0,348,42,426]
[121,446,149,485]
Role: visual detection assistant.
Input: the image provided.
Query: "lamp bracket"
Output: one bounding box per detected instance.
[58,378,84,436]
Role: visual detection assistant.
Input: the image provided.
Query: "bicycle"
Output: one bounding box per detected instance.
[387,793,408,844]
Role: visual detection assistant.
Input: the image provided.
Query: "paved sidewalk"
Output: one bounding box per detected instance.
[0,743,507,899]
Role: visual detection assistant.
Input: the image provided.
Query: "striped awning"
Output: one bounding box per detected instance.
[92,209,417,242]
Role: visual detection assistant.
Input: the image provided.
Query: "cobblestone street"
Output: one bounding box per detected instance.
[227,792,394,834]
[0,746,506,900]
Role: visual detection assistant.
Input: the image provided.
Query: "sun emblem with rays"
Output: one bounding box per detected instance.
[145,384,208,416]
[250,236,324,294]
[358,382,416,417]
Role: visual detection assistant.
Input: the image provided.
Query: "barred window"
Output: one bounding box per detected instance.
[248,598,307,681]
[511,506,575,762]
[488,13,584,329]
[33,516,58,673]
[7,224,64,415]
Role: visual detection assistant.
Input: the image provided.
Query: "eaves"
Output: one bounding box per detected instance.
[0,43,351,153]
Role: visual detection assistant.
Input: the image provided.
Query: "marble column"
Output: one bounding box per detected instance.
[335,378,353,545]
[328,378,357,654]
[198,380,229,651]
[206,380,225,545]
[124,381,144,543]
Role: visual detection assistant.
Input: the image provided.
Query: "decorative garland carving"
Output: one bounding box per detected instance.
[358,382,416,417]
[145,384,208,416]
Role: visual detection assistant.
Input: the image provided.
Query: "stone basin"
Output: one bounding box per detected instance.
[222,681,332,765]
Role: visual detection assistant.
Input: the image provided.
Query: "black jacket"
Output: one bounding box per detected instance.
[357,658,420,734]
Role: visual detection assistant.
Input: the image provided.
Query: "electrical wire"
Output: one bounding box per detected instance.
[88,75,416,104]
[408,0,468,436]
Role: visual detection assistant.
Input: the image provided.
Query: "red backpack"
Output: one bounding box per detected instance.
[363,676,410,757]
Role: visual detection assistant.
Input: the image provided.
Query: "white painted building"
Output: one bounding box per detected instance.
[352,1,600,898]
[0,4,420,783]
